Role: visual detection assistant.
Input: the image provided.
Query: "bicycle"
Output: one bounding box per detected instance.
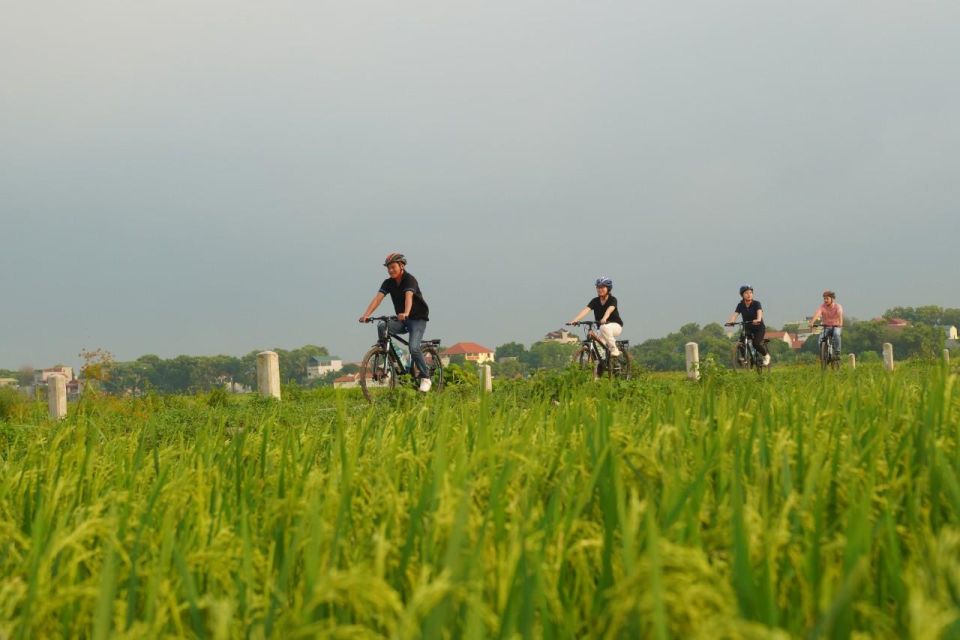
[725,321,770,374]
[567,321,632,379]
[813,322,841,371]
[358,316,444,403]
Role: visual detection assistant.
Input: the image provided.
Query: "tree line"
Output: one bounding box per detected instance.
[4,306,956,392]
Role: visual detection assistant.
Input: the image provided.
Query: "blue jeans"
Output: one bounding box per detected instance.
[820,326,842,355]
[378,318,430,379]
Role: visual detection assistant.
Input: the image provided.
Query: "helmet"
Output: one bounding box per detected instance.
[595,276,613,290]
[739,285,753,296]
[383,252,407,267]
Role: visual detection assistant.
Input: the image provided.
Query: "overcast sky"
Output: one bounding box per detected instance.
[2,1,958,369]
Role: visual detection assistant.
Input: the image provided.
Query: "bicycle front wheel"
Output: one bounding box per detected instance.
[359,345,397,403]
[613,350,632,380]
[574,345,598,377]
[819,341,829,371]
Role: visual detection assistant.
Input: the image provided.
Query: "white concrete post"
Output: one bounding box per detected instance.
[848,353,856,369]
[47,373,67,420]
[256,351,281,399]
[481,364,492,393]
[685,342,700,381]
[883,343,894,372]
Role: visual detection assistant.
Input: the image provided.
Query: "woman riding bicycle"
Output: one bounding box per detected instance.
[809,290,844,356]
[358,253,433,392]
[568,277,623,358]
[726,285,771,366]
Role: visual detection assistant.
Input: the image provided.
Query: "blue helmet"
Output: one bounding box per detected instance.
[595,277,613,290]
[739,284,753,296]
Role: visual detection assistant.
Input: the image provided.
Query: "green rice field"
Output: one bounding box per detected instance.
[1,362,959,638]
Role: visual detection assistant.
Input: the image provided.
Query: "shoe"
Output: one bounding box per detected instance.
[418,378,432,393]
[762,354,771,366]
[609,349,621,358]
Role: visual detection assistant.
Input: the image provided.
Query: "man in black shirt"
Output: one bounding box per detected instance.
[359,253,433,392]
[725,285,770,365]
[569,276,624,357]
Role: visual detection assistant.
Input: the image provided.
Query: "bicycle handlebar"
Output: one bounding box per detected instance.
[567,321,599,327]
[364,315,398,323]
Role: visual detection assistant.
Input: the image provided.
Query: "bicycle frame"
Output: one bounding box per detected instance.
[368,316,415,378]
[728,322,766,372]
[817,325,841,369]
[567,321,631,378]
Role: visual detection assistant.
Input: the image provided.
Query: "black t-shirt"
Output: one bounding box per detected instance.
[588,296,623,326]
[735,300,763,326]
[379,271,429,321]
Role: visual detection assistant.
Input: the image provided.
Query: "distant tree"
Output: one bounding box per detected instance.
[524,341,578,369]
[495,342,527,360]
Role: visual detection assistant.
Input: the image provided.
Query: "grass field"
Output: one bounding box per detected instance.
[1,362,959,638]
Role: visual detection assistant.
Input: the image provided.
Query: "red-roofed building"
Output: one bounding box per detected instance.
[441,342,495,364]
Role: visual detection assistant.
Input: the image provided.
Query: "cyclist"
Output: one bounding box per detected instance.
[726,285,771,366]
[358,253,433,392]
[809,290,844,357]
[569,277,623,358]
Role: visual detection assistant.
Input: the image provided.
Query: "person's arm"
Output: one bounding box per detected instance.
[397,291,414,321]
[569,307,592,324]
[837,307,844,327]
[809,307,822,328]
[359,292,386,322]
[754,309,763,325]
[726,312,740,325]
[599,305,616,324]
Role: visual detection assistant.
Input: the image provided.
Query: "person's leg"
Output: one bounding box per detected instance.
[378,319,406,342]
[832,327,842,355]
[750,326,769,357]
[406,319,429,379]
[599,323,622,356]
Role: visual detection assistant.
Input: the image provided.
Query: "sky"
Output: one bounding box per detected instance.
[2,0,958,369]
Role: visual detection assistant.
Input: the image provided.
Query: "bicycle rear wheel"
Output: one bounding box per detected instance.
[420,346,444,392]
[359,345,397,403]
[613,350,632,380]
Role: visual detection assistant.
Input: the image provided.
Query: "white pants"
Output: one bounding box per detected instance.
[596,323,622,354]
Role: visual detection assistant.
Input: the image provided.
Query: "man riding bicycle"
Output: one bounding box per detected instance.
[726,285,771,366]
[358,253,433,392]
[809,290,844,357]
[569,277,624,358]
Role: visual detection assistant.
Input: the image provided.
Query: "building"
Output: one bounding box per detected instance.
[0,378,18,388]
[307,356,343,379]
[66,379,85,399]
[34,366,74,385]
[543,328,579,344]
[441,342,495,364]
[942,325,958,341]
[333,371,386,390]
[333,373,360,389]
[765,331,794,347]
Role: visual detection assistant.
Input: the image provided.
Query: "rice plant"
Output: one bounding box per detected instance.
[1,363,958,638]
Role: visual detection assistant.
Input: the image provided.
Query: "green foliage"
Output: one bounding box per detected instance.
[495,341,527,359]
[103,345,330,395]
[442,363,478,387]
[632,322,734,371]
[0,387,25,421]
[523,341,578,369]
[205,386,230,408]
[1,365,959,637]
[2,365,958,637]
[883,305,960,327]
